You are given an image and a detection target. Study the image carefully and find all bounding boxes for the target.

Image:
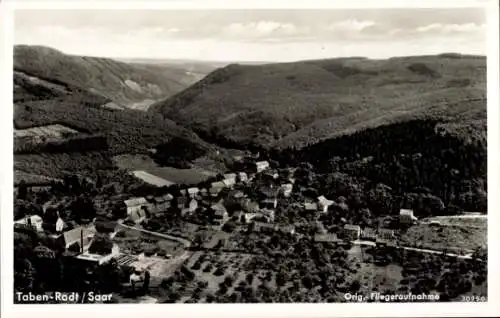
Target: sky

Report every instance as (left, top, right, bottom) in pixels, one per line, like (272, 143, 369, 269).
(14, 9, 487, 62)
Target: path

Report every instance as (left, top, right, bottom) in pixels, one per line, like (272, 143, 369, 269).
(116, 222, 192, 247)
(352, 240, 481, 261)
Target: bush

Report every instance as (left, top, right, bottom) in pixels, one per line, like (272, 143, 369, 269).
(213, 266, 226, 276)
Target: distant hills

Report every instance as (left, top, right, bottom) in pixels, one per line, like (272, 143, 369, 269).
(13, 45, 219, 178)
(150, 54, 486, 150)
(14, 45, 215, 110)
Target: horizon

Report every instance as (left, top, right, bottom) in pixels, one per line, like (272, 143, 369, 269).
(14, 44, 486, 65)
(14, 9, 487, 62)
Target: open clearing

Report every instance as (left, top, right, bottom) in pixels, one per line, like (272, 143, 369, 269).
(14, 124, 81, 139)
(114, 154, 216, 185)
(400, 223, 486, 252)
(131, 170, 175, 187)
(14, 170, 62, 186)
(423, 215, 487, 229)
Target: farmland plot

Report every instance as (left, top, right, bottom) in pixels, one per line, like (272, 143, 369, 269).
(14, 124, 81, 139)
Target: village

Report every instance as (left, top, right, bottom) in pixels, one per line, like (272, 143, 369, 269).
(13, 155, 486, 303)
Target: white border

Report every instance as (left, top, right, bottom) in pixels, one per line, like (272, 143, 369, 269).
(1, 0, 499, 317)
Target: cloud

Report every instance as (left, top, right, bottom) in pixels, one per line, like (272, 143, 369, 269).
(326, 19, 376, 32)
(416, 22, 485, 33)
(222, 21, 301, 39)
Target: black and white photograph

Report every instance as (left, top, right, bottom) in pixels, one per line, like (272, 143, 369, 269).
(2, 0, 499, 316)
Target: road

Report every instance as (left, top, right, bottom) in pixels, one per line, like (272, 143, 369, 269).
(116, 222, 192, 247)
(353, 240, 480, 261)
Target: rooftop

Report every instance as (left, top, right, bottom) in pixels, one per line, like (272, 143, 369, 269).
(344, 224, 361, 231)
(124, 197, 147, 207)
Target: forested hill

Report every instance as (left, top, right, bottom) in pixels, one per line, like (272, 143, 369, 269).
(267, 118, 487, 213)
(150, 54, 486, 151)
(14, 45, 206, 110)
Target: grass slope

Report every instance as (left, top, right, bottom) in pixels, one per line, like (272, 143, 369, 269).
(14, 45, 206, 109)
(151, 54, 486, 149)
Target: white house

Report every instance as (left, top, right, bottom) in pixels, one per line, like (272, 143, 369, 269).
(237, 172, 248, 183)
(55, 217, 65, 233)
(400, 209, 418, 225)
(317, 196, 333, 213)
(187, 187, 200, 198)
(124, 197, 148, 217)
(280, 183, 293, 197)
(223, 173, 237, 183)
(255, 161, 270, 173)
(14, 215, 44, 232)
(210, 181, 226, 197)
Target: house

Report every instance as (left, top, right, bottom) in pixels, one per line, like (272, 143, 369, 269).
(258, 186, 279, 201)
(231, 190, 245, 199)
(182, 199, 198, 216)
(177, 196, 188, 210)
(259, 208, 275, 223)
(241, 198, 259, 213)
(34, 245, 56, 259)
(377, 229, 395, 241)
(244, 212, 259, 223)
(14, 215, 44, 232)
(124, 197, 148, 217)
(76, 243, 121, 265)
(304, 202, 318, 212)
(237, 172, 248, 183)
(342, 224, 361, 241)
(162, 193, 174, 202)
(317, 196, 334, 213)
(222, 178, 236, 188)
(400, 209, 418, 225)
(55, 217, 65, 233)
(151, 196, 171, 215)
(223, 173, 237, 183)
(253, 221, 275, 233)
(254, 161, 270, 173)
(129, 207, 147, 224)
(262, 171, 279, 182)
(57, 225, 96, 252)
(210, 181, 226, 197)
(252, 222, 295, 235)
(361, 227, 378, 241)
(210, 203, 228, 225)
(260, 198, 278, 210)
(280, 183, 293, 197)
(276, 224, 295, 235)
(314, 233, 339, 243)
(187, 187, 200, 198)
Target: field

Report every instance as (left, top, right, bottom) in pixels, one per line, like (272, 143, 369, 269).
(114, 154, 216, 185)
(14, 170, 62, 186)
(182, 251, 272, 302)
(400, 223, 486, 252)
(347, 245, 404, 297)
(14, 124, 82, 139)
(423, 215, 487, 229)
(113, 226, 185, 257)
(131, 170, 175, 187)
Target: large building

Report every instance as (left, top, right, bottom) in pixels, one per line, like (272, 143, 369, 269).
(124, 197, 148, 217)
(14, 215, 44, 232)
(56, 225, 97, 252)
(342, 224, 361, 241)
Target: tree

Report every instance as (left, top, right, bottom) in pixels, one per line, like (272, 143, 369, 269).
(88, 234, 113, 255)
(17, 180, 28, 200)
